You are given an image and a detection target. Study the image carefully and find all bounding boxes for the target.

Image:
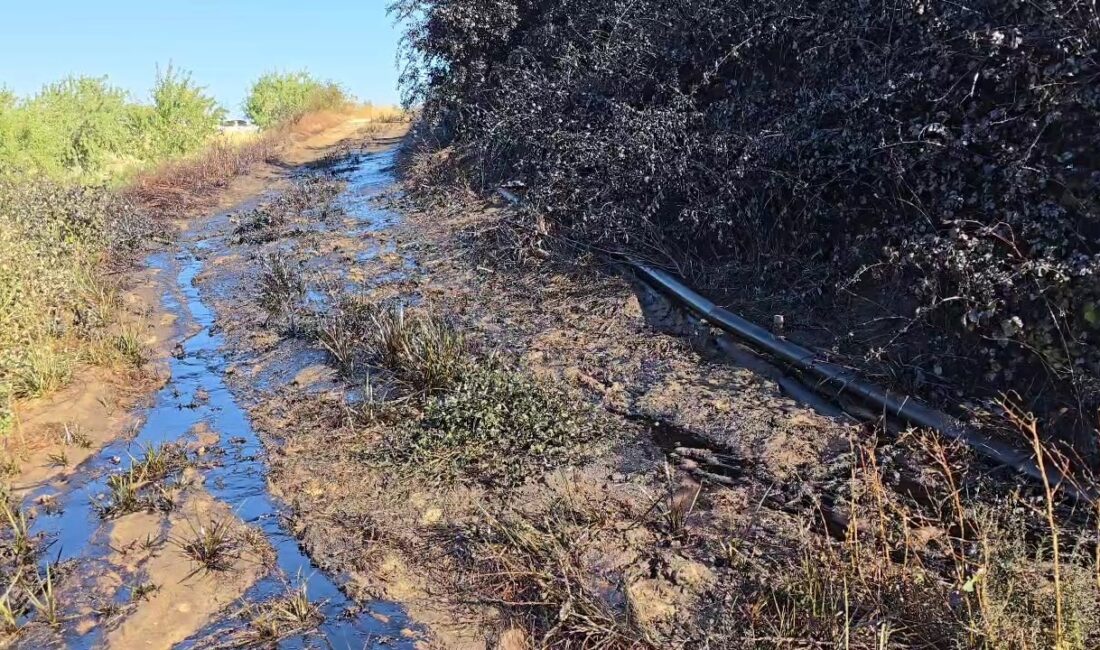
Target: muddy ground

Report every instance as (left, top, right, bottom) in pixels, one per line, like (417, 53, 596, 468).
(5, 119, 1082, 649)
(180, 130, 1009, 649)
(3, 119, 419, 649)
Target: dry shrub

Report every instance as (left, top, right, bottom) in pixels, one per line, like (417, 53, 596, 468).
(393, 0, 1100, 449)
(123, 132, 280, 217)
(289, 110, 349, 138)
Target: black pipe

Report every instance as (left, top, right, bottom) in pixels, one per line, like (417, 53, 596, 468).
(495, 186, 1098, 502)
(633, 263, 1098, 503)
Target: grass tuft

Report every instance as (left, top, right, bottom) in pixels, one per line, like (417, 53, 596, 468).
(243, 582, 325, 645)
(174, 518, 240, 574)
(257, 252, 307, 333)
(96, 443, 190, 519)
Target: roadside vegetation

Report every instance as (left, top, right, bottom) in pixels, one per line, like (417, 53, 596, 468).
(391, 0, 1100, 453)
(381, 1, 1100, 647)
(243, 70, 350, 128)
(0, 66, 223, 183)
(0, 63, 375, 454)
(0, 181, 156, 443)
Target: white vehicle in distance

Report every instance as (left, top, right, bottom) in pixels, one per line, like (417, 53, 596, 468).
(218, 119, 259, 135)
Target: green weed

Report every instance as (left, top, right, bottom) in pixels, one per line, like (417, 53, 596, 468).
(381, 363, 600, 486)
(174, 518, 240, 573)
(24, 564, 59, 627)
(96, 443, 189, 518)
(111, 327, 146, 367)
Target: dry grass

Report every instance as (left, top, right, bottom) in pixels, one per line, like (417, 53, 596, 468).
(239, 581, 324, 645)
(353, 102, 410, 123)
(457, 506, 651, 650)
(287, 110, 350, 138)
(123, 133, 281, 217)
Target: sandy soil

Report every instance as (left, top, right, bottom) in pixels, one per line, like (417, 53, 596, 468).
(104, 485, 270, 650)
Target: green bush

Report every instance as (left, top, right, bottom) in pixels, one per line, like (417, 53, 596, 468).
(132, 65, 225, 159)
(0, 68, 224, 183)
(243, 71, 349, 128)
(0, 77, 131, 179)
(0, 179, 149, 434)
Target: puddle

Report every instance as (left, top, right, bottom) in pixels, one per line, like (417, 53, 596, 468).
(22, 149, 419, 648)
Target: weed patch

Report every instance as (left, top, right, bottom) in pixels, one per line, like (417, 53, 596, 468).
(95, 443, 190, 519)
(0, 497, 61, 640)
(313, 294, 466, 392)
(232, 176, 344, 244)
(0, 180, 150, 424)
(239, 582, 324, 646)
(379, 363, 601, 487)
(257, 253, 308, 334)
(173, 518, 240, 574)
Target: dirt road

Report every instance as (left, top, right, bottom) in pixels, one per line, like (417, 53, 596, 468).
(7, 113, 1069, 650)
(166, 124, 863, 649)
(8, 119, 420, 649)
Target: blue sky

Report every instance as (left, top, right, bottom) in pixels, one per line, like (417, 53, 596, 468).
(0, 1, 404, 117)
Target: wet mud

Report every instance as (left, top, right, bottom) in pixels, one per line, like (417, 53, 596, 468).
(15, 140, 419, 649)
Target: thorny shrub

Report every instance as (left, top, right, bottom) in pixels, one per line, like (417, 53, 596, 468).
(392, 0, 1100, 448)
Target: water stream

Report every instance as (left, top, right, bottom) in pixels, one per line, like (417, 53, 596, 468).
(23, 146, 418, 649)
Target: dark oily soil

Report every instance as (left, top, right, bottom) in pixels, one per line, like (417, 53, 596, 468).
(190, 134, 1098, 649)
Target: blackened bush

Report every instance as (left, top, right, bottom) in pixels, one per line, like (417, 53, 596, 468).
(393, 0, 1100, 443)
